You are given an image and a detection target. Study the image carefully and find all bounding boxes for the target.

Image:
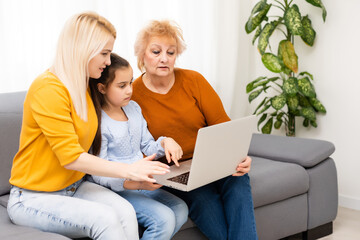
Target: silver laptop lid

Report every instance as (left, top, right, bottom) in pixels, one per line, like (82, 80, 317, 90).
(186, 115, 257, 190)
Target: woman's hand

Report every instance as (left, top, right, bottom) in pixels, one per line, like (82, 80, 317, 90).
(232, 156, 252, 177)
(162, 137, 183, 166)
(127, 154, 170, 182)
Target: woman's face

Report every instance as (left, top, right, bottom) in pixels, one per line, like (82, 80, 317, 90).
(88, 37, 115, 79)
(143, 36, 177, 78)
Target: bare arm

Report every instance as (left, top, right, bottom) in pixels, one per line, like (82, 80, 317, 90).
(64, 152, 170, 183)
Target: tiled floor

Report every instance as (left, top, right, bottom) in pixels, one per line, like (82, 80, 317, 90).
(319, 207, 360, 239)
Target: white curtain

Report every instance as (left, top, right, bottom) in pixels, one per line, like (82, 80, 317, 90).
(0, 0, 252, 117)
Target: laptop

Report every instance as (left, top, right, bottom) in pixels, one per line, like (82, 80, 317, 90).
(153, 115, 257, 191)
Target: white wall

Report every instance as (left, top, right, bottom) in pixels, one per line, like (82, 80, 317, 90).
(232, 0, 360, 210)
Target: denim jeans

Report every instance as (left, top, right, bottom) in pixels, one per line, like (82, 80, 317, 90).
(165, 174, 258, 240)
(119, 188, 189, 240)
(7, 179, 139, 240)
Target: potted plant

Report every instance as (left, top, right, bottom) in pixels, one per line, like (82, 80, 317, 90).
(245, 0, 327, 136)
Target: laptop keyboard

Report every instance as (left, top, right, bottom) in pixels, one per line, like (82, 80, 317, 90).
(167, 172, 190, 185)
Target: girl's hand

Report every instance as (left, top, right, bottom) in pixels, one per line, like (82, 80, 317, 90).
(127, 154, 170, 182)
(138, 181, 162, 191)
(124, 179, 162, 191)
(162, 137, 183, 166)
(232, 156, 252, 177)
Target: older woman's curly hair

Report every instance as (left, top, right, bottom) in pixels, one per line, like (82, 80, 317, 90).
(134, 20, 186, 72)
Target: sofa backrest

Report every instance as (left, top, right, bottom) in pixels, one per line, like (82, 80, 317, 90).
(0, 91, 26, 196)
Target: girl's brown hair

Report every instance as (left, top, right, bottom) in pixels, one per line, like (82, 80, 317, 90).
(89, 53, 130, 156)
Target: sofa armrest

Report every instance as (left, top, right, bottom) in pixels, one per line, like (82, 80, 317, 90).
(248, 133, 335, 168)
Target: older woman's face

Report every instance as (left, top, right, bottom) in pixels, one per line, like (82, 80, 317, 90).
(143, 36, 177, 78)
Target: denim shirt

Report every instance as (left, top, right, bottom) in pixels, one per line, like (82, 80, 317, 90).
(91, 100, 165, 191)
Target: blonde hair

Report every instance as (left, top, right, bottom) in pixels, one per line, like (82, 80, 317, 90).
(134, 19, 186, 72)
(52, 11, 116, 121)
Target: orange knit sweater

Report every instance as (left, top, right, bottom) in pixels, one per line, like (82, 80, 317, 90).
(132, 68, 230, 160)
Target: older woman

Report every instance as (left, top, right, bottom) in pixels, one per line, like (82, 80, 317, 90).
(132, 20, 258, 240)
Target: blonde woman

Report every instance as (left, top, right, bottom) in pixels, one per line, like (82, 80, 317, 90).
(7, 12, 170, 240)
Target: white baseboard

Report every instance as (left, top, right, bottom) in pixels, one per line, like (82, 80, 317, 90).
(339, 194, 360, 210)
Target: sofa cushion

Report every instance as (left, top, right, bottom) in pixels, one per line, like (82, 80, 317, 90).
(249, 156, 309, 208)
(0, 207, 71, 240)
(0, 92, 25, 196)
(0, 194, 9, 208)
(248, 133, 335, 168)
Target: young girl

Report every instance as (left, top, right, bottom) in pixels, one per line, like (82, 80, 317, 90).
(89, 53, 189, 240)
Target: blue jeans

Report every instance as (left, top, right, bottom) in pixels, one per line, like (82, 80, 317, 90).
(119, 188, 189, 240)
(7, 179, 139, 240)
(165, 174, 258, 240)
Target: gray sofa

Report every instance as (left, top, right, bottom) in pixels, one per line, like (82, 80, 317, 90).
(0, 91, 338, 240)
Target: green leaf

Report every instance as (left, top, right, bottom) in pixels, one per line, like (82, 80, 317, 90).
(305, 0, 327, 22)
(268, 76, 280, 82)
(298, 94, 311, 107)
(292, 109, 301, 116)
(283, 77, 298, 96)
(253, 98, 267, 114)
(251, 0, 268, 14)
(287, 95, 299, 111)
(276, 112, 284, 121)
(278, 40, 298, 73)
(262, 53, 283, 73)
(301, 15, 316, 46)
(261, 117, 273, 134)
(274, 119, 282, 129)
(282, 66, 293, 76)
(245, 1, 271, 33)
(300, 107, 316, 121)
(258, 20, 278, 55)
(252, 25, 262, 45)
(252, 78, 277, 91)
(298, 77, 316, 98)
(246, 76, 267, 93)
(248, 89, 263, 103)
(258, 102, 271, 114)
(310, 120, 318, 127)
(303, 118, 309, 127)
(284, 4, 304, 36)
(309, 97, 326, 113)
(299, 71, 314, 80)
(305, 0, 321, 8)
(271, 94, 286, 110)
(258, 113, 267, 130)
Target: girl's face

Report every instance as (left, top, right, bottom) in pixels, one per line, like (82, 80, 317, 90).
(88, 37, 115, 79)
(99, 66, 134, 109)
(143, 36, 177, 78)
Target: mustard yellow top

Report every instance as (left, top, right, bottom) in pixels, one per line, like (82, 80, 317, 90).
(9, 71, 98, 191)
